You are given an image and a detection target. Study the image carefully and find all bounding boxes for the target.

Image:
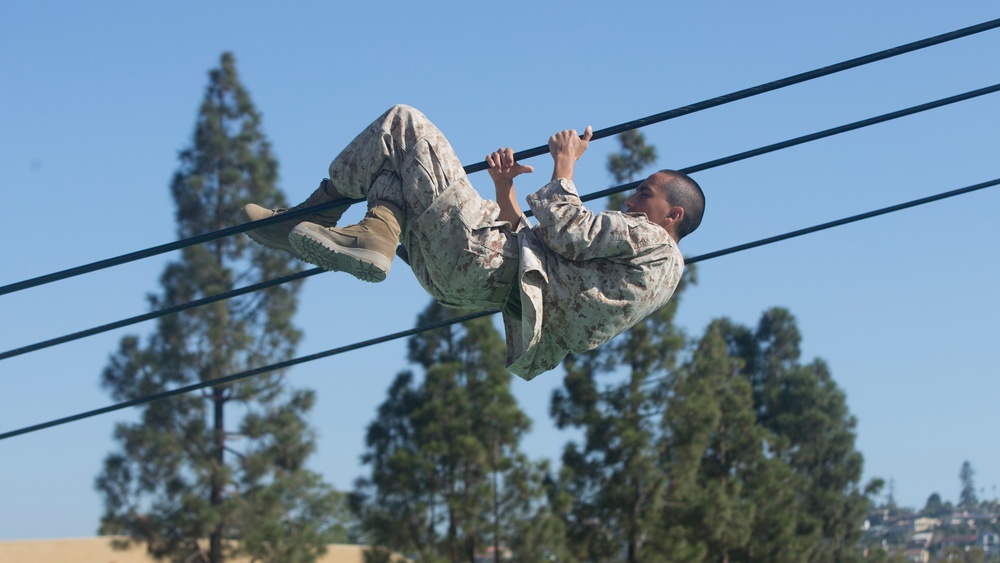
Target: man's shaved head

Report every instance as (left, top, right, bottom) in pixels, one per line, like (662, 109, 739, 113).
(656, 170, 704, 240)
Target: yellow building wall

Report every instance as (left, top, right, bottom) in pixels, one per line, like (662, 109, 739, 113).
(0, 537, 369, 563)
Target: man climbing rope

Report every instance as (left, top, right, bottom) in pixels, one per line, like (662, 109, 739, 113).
(238, 105, 704, 379)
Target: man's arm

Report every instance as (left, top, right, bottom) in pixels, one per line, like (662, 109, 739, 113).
(529, 126, 672, 262)
(486, 147, 533, 226)
(548, 126, 592, 182)
(527, 179, 640, 261)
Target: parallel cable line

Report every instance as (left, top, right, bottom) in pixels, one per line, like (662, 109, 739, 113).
(0, 269, 323, 361)
(3, 175, 997, 442)
(0, 310, 491, 442)
(574, 82, 1000, 205)
(3, 83, 997, 362)
(684, 177, 1000, 264)
(2, 17, 998, 297)
(465, 17, 1000, 172)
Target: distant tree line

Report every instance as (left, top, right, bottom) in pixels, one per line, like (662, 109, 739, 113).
(864, 460, 1000, 563)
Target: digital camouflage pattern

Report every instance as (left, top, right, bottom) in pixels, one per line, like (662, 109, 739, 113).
(505, 178, 684, 379)
(327, 105, 519, 312)
(325, 105, 684, 380)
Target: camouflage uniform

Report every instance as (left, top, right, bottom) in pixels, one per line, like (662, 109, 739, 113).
(506, 178, 684, 378)
(328, 105, 684, 380)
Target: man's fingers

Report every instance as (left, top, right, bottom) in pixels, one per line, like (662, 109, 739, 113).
(487, 147, 533, 177)
(488, 151, 507, 173)
(581, 126, 593, 141)
(503, 147, 516, 171)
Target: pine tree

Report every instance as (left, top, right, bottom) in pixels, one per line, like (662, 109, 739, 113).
(960, 461, 979, 508)
(552, 349, 667, 562)
(608, 129, 656, 176)
(923, 492, 945, 516)
(654, 321, 750, 562)
(655, 320, 810, 563)
(651, 310, 870, 562)
(504, 458, 573, 562)
(95, 53, 344, 563)
(733, 308, 870, 562)
(352, 301, 548, 562)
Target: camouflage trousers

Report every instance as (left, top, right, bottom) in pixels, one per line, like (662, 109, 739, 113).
(327, 105, 519, 311)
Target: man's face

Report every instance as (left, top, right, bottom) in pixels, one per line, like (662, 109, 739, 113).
(624, 172, 675, 229)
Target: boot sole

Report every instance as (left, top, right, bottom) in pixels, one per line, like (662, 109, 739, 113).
(288, 227, 390, 283)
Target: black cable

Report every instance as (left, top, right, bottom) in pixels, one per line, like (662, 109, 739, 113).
(685, 177, 1000, 264)
(572, 82, 1000, 206)
(464, 17, 1000, 173)
(3, 175, 997, 442)
(3, 82, 997, 362)
(0, 310, 492, 442)
(0, 268, 324, 361)
(2, 17, 998, 298)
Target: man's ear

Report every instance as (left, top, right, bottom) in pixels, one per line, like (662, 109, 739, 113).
(665, 205, 685, 226)
(663, 205, 685, 242)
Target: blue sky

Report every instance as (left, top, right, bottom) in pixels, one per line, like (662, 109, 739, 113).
(1, 1, 998, 539)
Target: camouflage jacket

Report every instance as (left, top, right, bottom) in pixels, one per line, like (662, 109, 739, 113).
(503, 178, 684, 380)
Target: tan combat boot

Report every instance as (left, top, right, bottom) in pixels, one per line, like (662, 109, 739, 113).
(288, 201, 403, 283)
(237, 179, 352, 255)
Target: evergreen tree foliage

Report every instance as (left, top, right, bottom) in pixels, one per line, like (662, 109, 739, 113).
(655, 321, 754, 562)
(550, 131, 688, 562)
(923, 492, 946, 516)
(647, 310, 870, 562)
(607, 130, 658, 183)
(655, 320, 807, 563)
(720, 308, 870, 562)
(94, 53, 345, 563)
(861, 546, 910, 563)
(960, 461, 979, 508)
(352, 301, 552, 562)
